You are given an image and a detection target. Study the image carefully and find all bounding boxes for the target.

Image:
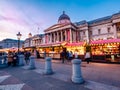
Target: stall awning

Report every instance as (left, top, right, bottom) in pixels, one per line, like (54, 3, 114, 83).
(90, 39, 120, 45)
(39, 42, 67, 47)
(39, 43, 52, 47)
(66, 42, 85, 46)
(51, 42, 62, 46)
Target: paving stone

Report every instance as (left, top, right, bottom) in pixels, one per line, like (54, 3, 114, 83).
(1, 59, 120, 90)
(84, 80, 120, 90)
(0, 83, 24, 90)
(0, 75, 11, 83)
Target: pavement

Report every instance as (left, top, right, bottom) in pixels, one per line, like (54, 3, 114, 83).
(0, 59, 120, 90)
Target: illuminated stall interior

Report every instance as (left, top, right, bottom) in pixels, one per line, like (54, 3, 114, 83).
(90, 39, 120, 62)
(65, 42, 85, 55)
(91, 43, 120, 55)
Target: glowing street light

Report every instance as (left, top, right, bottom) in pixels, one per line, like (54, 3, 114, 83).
(16, 32, 22, 54)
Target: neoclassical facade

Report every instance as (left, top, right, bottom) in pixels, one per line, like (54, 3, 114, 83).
(43, 11, 120, 44)
(44, 11, 87, 44)
(24, 11, 120, 47)
(24, 11, 120, 62)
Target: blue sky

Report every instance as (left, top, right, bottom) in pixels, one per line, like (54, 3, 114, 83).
(0, 0, 120, 40)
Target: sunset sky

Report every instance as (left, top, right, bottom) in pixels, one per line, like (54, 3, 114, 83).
(0, 0, 120, 41)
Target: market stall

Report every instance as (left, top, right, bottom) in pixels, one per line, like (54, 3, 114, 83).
(65, 42, 86, 59)
(90, 39, 120, 63)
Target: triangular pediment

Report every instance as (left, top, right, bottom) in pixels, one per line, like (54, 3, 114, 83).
(44, 23, 77, 32)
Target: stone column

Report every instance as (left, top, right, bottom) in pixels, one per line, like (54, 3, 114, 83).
(71, 59, 84, 84)
(74, 31, 76, 42)
(86, 29, 89, 43)
(28, 56, 36, 69)
(65, 30, 67, 41)
(113, 24, 117, 39)
(72, 31, 74, 42)
(47, 34, 49, 43)
(76, 31, 78, 42)
(70, 29, 72, 43)
(54, 32, 56, 43)
(61, 30, 63, 42)
(50, 33, 52, 43)
(78, 31, 80, 42)
(52, 33, 53, 43)
(44, 57, 53, 75)
(45, 34, 47, 43)
(18, 55, 25, 66)
(57, 31, 59, 42)
(48, 33, 50, 43)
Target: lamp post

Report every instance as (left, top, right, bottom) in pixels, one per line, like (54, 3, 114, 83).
(17, 32, 22, 54)
(28, 33, 32, 47)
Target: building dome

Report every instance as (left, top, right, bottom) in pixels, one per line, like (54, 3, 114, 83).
(58, 11, 71, 24)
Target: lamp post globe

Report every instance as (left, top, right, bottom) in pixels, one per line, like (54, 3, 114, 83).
(16, 32, 22, 54)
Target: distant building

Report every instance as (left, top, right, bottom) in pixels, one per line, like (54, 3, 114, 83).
(0, 38, 23, 49)
(24, 34, 45, 48)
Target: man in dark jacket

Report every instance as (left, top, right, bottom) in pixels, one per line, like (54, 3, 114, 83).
(13, 52, 18, 66)
(60, 48, 67, 63)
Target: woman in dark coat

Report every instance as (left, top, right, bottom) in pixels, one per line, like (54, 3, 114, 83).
(7, 52, 13, 66)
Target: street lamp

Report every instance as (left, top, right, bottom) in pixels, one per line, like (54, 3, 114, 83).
(16, 32, 22, 54)
(28, 33, 32, 47)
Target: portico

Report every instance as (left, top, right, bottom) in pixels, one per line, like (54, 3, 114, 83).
(44, 24, 77, 44)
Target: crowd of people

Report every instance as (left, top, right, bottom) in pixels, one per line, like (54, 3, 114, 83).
(7, 50, 31, 67)
(60, 48, 91, 64)
(2, 47, 91, 67)
(60, 48, 74, 63)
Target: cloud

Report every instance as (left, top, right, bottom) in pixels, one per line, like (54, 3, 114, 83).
(0, 0, 45, 41)
(0, 0, 60, 41)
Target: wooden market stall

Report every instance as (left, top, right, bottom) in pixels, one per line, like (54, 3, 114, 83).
(37, 42, 65, 59)
(65, 42, 86, 59)
(90, 39, 120, 63)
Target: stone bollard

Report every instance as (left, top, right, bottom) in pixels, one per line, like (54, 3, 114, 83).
(18, 55, 24, 66)
(28, 56, 36, 69)
(3, 55, 7, 64)
(71, 59, 84, 84)
(44, 57, 53, 75)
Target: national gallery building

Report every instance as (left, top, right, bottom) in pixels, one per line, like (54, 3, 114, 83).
(24, 11, 120, 63)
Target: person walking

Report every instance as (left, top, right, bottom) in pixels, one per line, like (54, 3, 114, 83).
(60, 51, 65, 63)
(68, 51, 73, 61)
(60, 48, 67, 63)
(74, 51, 78, 59)
(84, 52, 91, 64)
(44, 50, 46, 59)
(12, 52, 18, 66)
(7, 51, 13, 66)
(24, 51, 31, 65)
